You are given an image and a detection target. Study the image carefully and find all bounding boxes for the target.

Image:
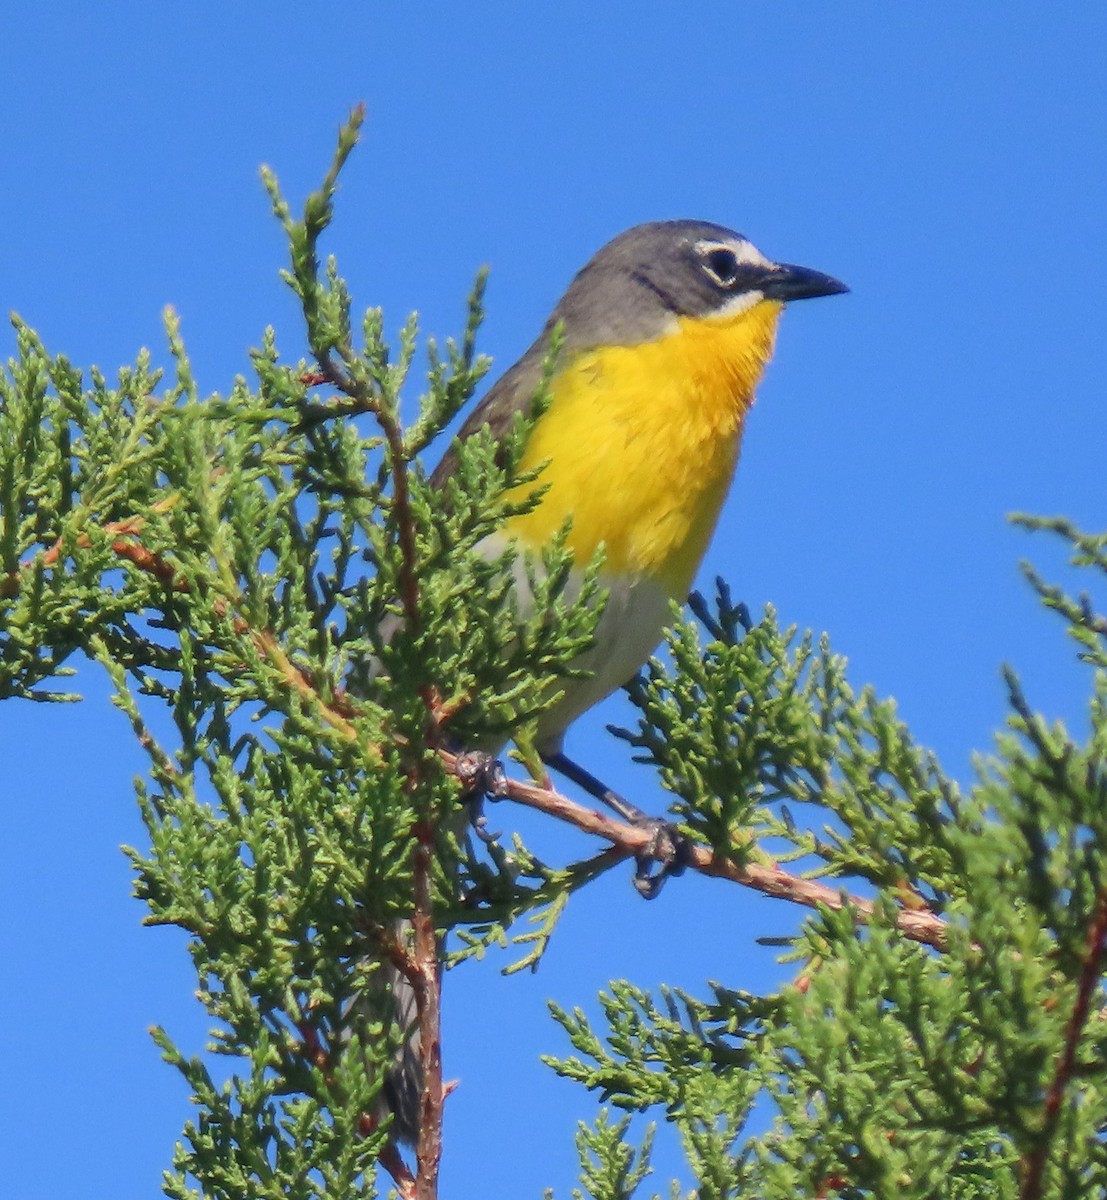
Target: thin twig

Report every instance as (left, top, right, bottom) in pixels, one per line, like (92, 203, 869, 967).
(410, 815, 445, 1194)
(440, 751, 950, 951)
(296, 211, 445, 1192)
(16, 512, 950, 953)
(378, 1143, 416, 1200)
(9, 516, 368, 746)
(1019, 886, 1107, 1200)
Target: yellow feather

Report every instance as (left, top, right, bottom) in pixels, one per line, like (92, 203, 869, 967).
(503, 299, 784, 597)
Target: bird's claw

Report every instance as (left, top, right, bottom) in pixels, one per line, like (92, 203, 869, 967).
(455, 749, 507, 796)
(632, 818, 690, 900)
(470, 803, 501, 844)
(454, 751, 507, 844)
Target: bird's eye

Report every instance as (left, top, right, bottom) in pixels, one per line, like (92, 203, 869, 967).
(702, 246, 740, 286)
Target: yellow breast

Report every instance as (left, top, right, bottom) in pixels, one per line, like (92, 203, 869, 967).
(502, 299, 784, 598)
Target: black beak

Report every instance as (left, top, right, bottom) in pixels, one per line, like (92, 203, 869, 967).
(760, 262, 849, 302)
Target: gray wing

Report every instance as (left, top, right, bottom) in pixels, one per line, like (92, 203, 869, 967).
(428, 334, 551, 490)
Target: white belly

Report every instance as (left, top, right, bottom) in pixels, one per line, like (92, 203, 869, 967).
(482, 534, 675, 755)
(533, 567, 673, 754)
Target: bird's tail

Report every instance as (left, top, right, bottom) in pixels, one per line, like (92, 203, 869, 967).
(379, 931, 423, 1146)
(343, 919, 425, 1148)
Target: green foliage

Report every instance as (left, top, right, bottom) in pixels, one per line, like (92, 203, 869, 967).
(3, 111, 1106, 1199)
(545, 521, 1107, 1198)
(621, 583, 965, 903)
(555, 1112, 658, 1200)
(0, 112, 601, 1198)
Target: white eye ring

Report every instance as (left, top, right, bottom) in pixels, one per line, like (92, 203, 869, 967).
(699, 245, 741, 287)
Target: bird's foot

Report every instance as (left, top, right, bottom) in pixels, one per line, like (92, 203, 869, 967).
(454, 750, 507, 844)
(539, 749, 691, 899)
(631, 816, 691, 900)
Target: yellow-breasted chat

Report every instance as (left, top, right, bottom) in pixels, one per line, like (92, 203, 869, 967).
(380, 220, 845, 1146)
(432, 219, 846, 867)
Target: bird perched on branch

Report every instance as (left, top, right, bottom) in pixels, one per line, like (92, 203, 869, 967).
(383, 218, 846, 1146)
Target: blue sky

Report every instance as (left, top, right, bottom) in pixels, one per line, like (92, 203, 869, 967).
(3, 4, 1106, 1197)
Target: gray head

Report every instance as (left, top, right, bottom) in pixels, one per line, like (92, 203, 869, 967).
(430, 220, 846, 487)
(545, 219, 847, 352)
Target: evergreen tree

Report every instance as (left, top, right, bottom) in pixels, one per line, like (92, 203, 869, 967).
(3, 110, 1104, 1200)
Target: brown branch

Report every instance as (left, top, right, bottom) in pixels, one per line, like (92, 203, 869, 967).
(15, 492, 439, 1189)
(301, 312, 454, 1200)
(301, 347, 445, 1196)
(1019, 886, 1107, 1200)
(357, 907, 443, 1199)
(2, 512, 154, 598)
(14, 500, 954, 1200)
(378, 1144, 416, 1199)
(441, 751, 950, 951)
(303, 354, 445, 764)
(411, 816, 444, 1199)
(16, 507, 948, 954)
(8, 514, 370, 748)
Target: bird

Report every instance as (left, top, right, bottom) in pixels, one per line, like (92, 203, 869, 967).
(379, 218, 847, 1146)
(432, 219, 846, 826)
